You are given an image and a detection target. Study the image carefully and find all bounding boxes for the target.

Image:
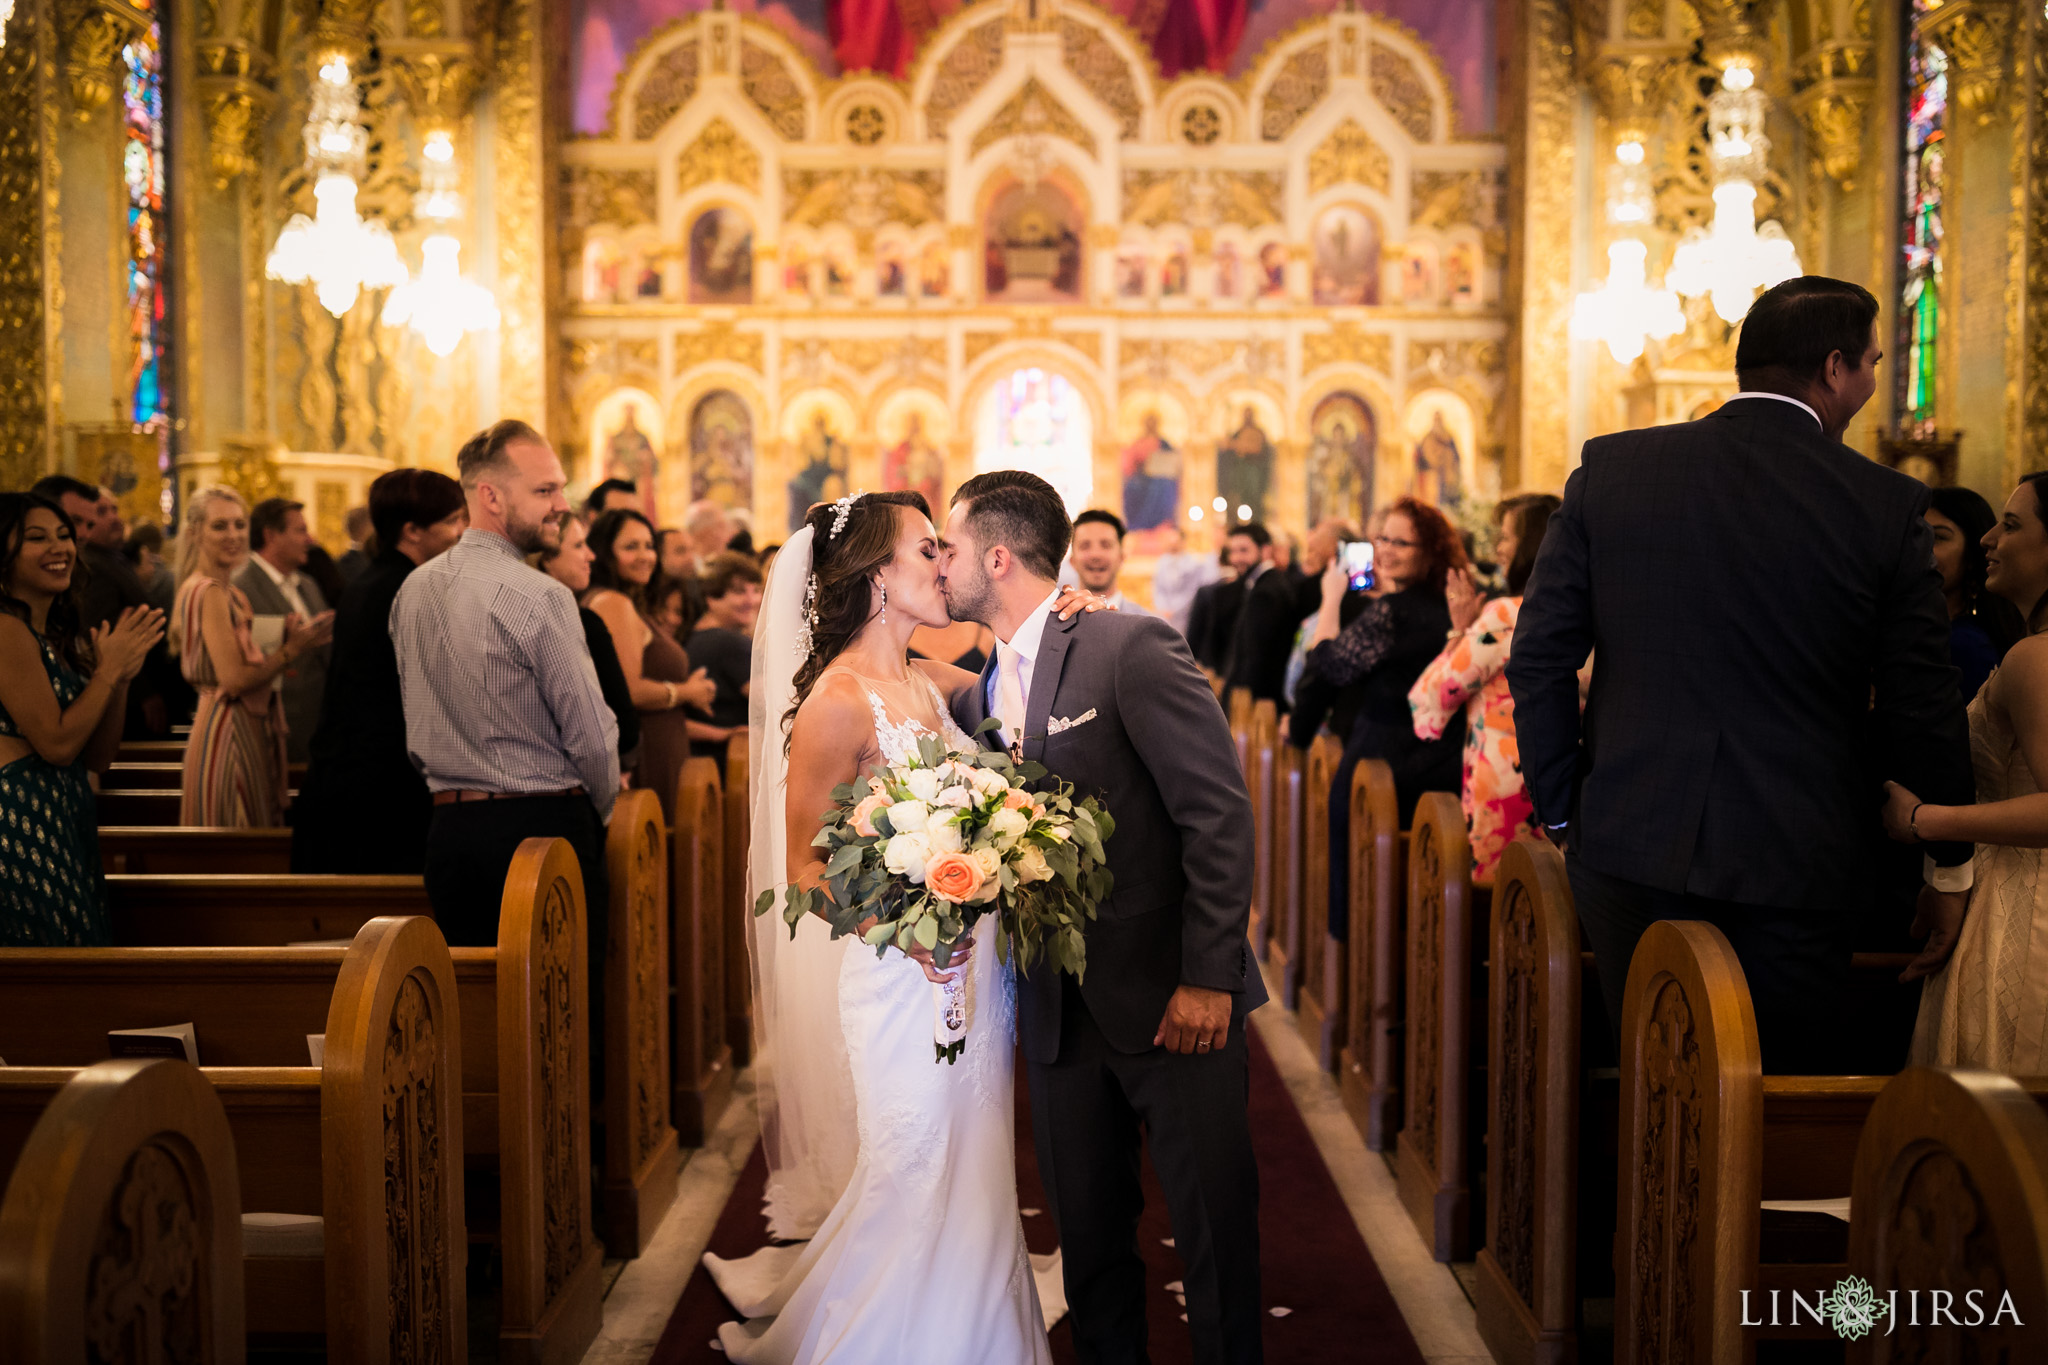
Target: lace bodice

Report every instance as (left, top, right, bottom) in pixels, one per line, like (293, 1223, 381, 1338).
(860, 671, 977, 764)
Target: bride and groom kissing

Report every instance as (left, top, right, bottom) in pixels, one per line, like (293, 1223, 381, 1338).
(709, 470, 1267, 1363)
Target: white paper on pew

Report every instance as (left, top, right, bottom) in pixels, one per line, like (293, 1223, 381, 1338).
(1761, 1197, 1852, 1223)
(306, 1034, 325, 1067)
(242, 1212, 325, 1258)
(248, 616, 287, 691)
(108, 1023, 198, 1065)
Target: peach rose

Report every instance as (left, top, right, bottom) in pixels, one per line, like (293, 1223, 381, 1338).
(925, 850, 988, 905)
(1001, 788, 1032, 811)
(850, 793, 890, 838)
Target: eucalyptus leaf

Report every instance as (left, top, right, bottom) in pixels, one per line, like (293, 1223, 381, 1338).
(824, 843, 865, 878)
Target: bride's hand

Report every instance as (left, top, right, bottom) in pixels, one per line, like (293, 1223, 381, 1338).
(1053, 586, 1116, 620)
(907, 932, 975, 984)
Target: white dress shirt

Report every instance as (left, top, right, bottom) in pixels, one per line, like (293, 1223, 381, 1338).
(1728, 391, 1822, 428)
(250, 551, 313, 619)
(988, 586, 1064, 750)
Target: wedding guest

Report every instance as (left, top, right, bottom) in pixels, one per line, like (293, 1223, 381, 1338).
(584, 508, 713, 818)
(1408, 493, 1564, 885)
(0, 494, 162, 945)
(33, 477, 169, 737)
(683, 499, 735, 571)
(685, 552, 761, 762)
(537, 512, 639, 768)
(1151, 523, 1220, 635)
(172, 487, 330, 827)
(1223, 521, 1296, 708)
(649, 574, 693, 643)
(1301, 498, 1468, 937)
(1069, 510, 1150, 614)
(1927, 485, 2026, 703)
(656, 528, 693, 582)
(233, 497, 331, 763)
(124, 522, 174, 609)
(390, 420, 619, 948)
(336, 505, 371, 584)
(291, 469, 466, 874)
(302, 540, 347, 610)
(1886, 471, 2048, 1070)
(582, 478, 639, 522)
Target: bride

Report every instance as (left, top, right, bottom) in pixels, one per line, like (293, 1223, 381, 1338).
(709, 491, 1087, 1362)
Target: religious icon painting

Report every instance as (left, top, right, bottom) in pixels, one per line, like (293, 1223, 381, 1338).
(1403, 389, 1477, 515)
(1400, 244, 1439, 306)
(984, 180, 1085, 303)
(823, 244, 855, 297)
(1307, 393, 1377, 528)
(917, 240, 950, 298)
(1118, 401, 1186, 552)
(590, 387, 663, 520)
(878, 395, 950, 513)
(688, 207, 754, 304)
(582, 238, 627, 304)
(1312, 204, 1382, 306)
(1216, 402, 1277, 522)
(1160, 248, 1190, 298)
(783, 242, 816, 299)
(784, 398, 852, 532)
(1214, 242, 1242, 302)
(1116, 251, 1148, 299)
(877, 242, 909, 297)
(689, 390, 754, 510)
(1444, 241, 1479, 307)
(1256, 241, 1288, 298)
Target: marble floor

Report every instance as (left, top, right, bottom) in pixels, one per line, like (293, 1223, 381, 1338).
(576, 964, 1491, 1364)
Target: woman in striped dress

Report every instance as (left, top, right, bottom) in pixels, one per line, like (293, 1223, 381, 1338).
(172, 488, 332, 827)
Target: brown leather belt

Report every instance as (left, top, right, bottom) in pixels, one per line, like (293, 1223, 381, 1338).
(431, 786, 586, 806)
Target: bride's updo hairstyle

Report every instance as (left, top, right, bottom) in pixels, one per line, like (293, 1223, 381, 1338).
(783, 490, 933, 741)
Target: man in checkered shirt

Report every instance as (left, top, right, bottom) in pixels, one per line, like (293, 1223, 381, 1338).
(390, 419, 620, 952)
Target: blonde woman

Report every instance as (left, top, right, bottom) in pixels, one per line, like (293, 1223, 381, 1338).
(171, 488, 332, 827)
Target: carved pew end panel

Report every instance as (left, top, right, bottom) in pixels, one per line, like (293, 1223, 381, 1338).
(1294, 733, 1346, 1070)
(1249, 701, 1279, 965)
(674, 760, 735, 1147)
(1848, 1067, 2048, 1364)
(496, 838, 604, 1365)
(721, 746, 755, 1071)
(1475, 836, 1582, 1365)
(0, 1058, 245, 1363)
(602, 790, 681, 1258)
(1615, 920, 1761, 1365)
(322, 913, 468, 1365)
(1339, 758, 1404, 1153)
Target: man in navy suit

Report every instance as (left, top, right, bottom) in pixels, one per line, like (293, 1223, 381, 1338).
(1508, 276, 1975, 1073)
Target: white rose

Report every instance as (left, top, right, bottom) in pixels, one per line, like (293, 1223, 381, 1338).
(937, 785, 974, 809)
(966, 765, 1009, 798)
(885, 800, 930, 835)
(1014, 845, 1053, 884)
(988, 807, 1029, 848)
(883, 831, 933, 881)
(904, 769, 942, 803)
(927, 818, 964, 854)
(1042, 822, 1071, 843)
(968, 848, 1004, 903)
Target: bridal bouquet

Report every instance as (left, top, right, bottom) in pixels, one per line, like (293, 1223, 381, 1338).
(755, 723, 1114, 1061)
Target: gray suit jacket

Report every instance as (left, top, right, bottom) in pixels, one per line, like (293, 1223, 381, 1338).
(952, 607, 1265, 1063)
(233, 561, 329, 764)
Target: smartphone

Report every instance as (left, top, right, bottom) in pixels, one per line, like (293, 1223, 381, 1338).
(1338, 540, 1376, 592)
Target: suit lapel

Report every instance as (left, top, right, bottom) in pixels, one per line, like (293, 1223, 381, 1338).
(1022, 613, 1076, 764)
(963, 651, 998, 750)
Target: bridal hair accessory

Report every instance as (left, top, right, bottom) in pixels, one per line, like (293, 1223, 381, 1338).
(829, 490, 865, 539)
(795, 571, 819, 658)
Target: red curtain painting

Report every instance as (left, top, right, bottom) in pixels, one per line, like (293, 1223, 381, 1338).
(829, 0, 1248, 82)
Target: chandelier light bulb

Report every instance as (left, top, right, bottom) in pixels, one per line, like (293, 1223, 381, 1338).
(416, 128, 465, 222)
(1721, 62, 1755, 91)
(1616, 140, 1646, 165)
(1571, 239, 1686, 365)
(383, 235, 500, 356)
(1667, 178, 1802, 324)
(266, 171, 408, 318)
(1188, 505, 1205, 522)
(1212, 496, 1228, 512)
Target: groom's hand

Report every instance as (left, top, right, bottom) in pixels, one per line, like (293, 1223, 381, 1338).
(1155, 985, 1232, 1054)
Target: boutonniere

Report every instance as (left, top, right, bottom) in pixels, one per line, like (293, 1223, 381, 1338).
(1046, 708, 1097, 735)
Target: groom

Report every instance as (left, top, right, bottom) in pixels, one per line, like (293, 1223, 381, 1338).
(940, 470, 1267, 1364)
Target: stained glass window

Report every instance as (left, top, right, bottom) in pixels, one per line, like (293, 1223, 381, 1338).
(122, 0, 172, 513)
(974, 368, 1094, 517)
(1899, 7, 1946, 435)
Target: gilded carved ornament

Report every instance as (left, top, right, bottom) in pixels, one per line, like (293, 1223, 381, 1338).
(1058, 17, 1142, 139)
(783, 167, 943, 230)
(1308, 119, 1392, 194)
(58, 0, 149, 118)
(1588, 51, 1685, 143)
(218, 440, 292, 508)
(1792, 73, 1871, 188)
(563, 166, 658, 230)
(925, 19, 1005, 140)
(740, 40, 808, 140)
(677, 117, 762, 194)
(1917, 0, 2015, 122)
(386, 51, 482, 131)
(631, 38, 699, 140)
(1260, 43, 1328, 141)
(1303, 323, 1393, 374)
(1369, 45, 1435, 141)
(1122, 169, 1282, 229)
(971, 77, 1097, 157)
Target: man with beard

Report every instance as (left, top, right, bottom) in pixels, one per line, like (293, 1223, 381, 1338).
(389, 419, 619, 951)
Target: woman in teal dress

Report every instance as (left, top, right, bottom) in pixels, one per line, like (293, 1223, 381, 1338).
(0, 493, 164, 946)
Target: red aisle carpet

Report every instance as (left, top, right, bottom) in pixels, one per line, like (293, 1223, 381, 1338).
(650, 1027, 1428, 1364)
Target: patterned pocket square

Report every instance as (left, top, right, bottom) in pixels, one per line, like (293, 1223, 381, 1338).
(1046, 709, 1098, 735)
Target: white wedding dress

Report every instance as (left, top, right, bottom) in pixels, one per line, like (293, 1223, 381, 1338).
(707, 672, 1059, 1363)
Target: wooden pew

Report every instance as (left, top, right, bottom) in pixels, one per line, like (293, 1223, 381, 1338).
(101, 825, 294, 874)
(601, 790, 682, 1256)
(1269, 737, 1304, 1003)
(0, 916, 467, 1358)
(115, 738, 186, 764)
(672, 758, 734, 1146)
(107, 874, 430, 945)
(106, 761, 185, 790)
(1847, 1067, 2048, 1359)
(95, 789, 186, 826)
(1394, 791, 1490, 1261)
(1616, 919, 1887, 1365)
(1227, 688, 1254, 944)
(723, 743, 754, 1068)
(1338, 758, 1405, 1152)
(1475, 836, 1584, 1365)
(1247, 700, 1278, 960)
(0, 1058, 246, 1362)
(1293, 733, 1346, 1068)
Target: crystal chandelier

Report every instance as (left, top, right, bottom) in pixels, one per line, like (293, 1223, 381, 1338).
(1570, 140, 1685, 364)
(1666, 63, 1802, 324)
(265, 58, 408, 318)
(382, 130, 500, 356)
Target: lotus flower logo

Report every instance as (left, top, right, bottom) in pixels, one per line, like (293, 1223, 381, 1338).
(1820, 1276, 1885, 1340)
